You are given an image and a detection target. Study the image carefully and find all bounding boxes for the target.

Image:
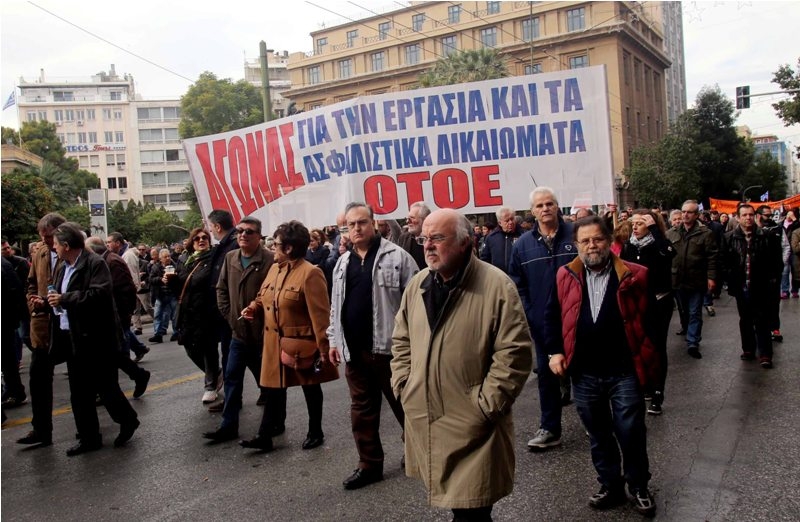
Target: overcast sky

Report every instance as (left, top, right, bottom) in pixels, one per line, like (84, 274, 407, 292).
(2, 0, 798, 149)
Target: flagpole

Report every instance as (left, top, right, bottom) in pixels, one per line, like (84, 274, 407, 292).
(15, 86, 23, 148)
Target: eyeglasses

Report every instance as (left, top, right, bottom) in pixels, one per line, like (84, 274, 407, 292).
(236, 228, 259, 236)
(338, 226, 349, 234)
(193, 235, 210, 242)
(415, 235, 449, 245)
(577, 236, 608, 246)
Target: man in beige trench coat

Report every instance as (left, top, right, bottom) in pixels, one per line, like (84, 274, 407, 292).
(391, 209, 533, 521)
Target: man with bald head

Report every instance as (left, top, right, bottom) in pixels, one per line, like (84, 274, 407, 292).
(392, 209, 533, 520)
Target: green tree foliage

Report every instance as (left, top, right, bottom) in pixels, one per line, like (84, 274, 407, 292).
(626, 133, 701, 209)
(2, 126, 19, 145)
(771, 58, 800, 158)
(739, 150, 788, 201)
(180, 71, 263, 139)
(181, 183, 203, 230)
(419, 49, 509, 87)
(1, 173, 56, 244)
(62, 205, 91, 229)
(137, 209, 186, 246)
(19, 120, 77, 171)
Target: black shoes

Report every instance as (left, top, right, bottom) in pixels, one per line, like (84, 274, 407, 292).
(647, 391, 664, 415)
(239, 435, 274, 452)
(301, 434, 324, 450)
(133, 346, 150, 363)
(203, 426, 239, 442)
(133, 329, 143, 335)
(2, 396, 28, 408)
(133, 370, 151, 399)
(687, 345, 702, 359)
(588, 485, 627, 510)
(271, 425, 285, 436)
(343, 468, 384, 490)
(17, 430, 52, 447)
(66, 438, 102, 457)
(114, 419, 140, 447)
(148, 334, 163, 344)
(170, 332, 179, 342)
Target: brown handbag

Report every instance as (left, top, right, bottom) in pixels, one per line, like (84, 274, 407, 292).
(279, 337, 319, 370)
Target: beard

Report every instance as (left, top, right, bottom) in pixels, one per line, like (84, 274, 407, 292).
(580, 248, 610, 270)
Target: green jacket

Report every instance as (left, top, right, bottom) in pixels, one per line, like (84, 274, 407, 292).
(665, 222, 718, 291)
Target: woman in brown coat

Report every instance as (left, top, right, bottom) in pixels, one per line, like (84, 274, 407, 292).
(239, 221, 338, 452)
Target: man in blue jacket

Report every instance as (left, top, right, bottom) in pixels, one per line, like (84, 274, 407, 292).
(480, 206, 523, 273)
(509, 187, 578, 451)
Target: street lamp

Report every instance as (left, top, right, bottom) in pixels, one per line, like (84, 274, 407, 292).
(740, 184, 763, 202)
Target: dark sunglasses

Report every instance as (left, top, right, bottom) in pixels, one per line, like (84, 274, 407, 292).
(193, 235, 210, 242)
(236, 228, 259, 236)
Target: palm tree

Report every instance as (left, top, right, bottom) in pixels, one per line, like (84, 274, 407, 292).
(419, 48, 509, 87)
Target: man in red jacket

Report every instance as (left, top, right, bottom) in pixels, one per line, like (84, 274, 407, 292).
(546, 216, 658, 517)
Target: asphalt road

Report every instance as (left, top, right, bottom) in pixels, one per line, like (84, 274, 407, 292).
(2, 296, 799, 521)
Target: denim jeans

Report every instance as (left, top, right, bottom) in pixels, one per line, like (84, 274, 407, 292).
(153, 296, 177, 335)
(220, 338, 264, 431)
(573, 373, 650, 492)
(534, 342, 562, 436)
(676, 289, 704, 347)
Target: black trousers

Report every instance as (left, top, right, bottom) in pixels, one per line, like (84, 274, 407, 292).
(258, 384, 324, 439)
(1, 327, 25, 400)
(57, 330, 138, 441)
(29, 345, 66, 435)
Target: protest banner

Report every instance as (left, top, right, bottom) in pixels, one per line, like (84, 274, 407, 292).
(183, 66, 614, 230)
(709, 194, 800, 216)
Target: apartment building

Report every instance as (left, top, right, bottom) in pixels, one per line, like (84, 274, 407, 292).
(641, 1, 686, 125)
(283, 1, 673, 199)
(753, 134, 799, 195)
(243, 50, 293, 118)
(16, 65, 135, 207)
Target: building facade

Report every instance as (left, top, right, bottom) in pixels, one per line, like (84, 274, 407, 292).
(15, 66, 189, 215)
(283, 1, 672, 203)
(642, 1, 686, 125)
(243, 50, 293, 118)
(753, 134, 799, 196)
(1, 144, 43, 174)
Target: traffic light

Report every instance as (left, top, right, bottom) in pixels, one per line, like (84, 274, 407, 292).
(736, 85, 750, 109)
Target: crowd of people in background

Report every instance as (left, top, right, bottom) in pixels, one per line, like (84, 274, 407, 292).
(2, 192, 797, 521)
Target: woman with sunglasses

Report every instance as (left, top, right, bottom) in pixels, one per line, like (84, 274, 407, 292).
(239, 220, 339, 452)
(165, 228, 222, 405)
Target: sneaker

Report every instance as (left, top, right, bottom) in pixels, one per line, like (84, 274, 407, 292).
(588, 485, 627, 510)
(2, 396, 28, 408)
(527, 428, 561, 451)
(792, 292, 799, 299)
(771, 330, 783, 343)
(705, 305, 716, 317)
(759, 357, 773, 369)
(647, 391, 663, 415)
(740, 351, 755, 361)
(202, 390, 218, 404)
(630, 488, 656, 517)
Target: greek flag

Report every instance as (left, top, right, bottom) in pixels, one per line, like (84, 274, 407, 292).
(2, 90, 15, 111)
(759, 191, 769, 202)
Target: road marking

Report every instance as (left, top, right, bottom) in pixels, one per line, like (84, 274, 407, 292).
(1, 372, 204, 430)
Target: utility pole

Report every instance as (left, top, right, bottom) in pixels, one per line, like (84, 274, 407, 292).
(260, 41, 273, 122)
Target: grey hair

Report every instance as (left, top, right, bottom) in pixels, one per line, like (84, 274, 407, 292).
(410, 201, 431, 220)
(159, 248, 170, 257)
(454, 214, 473, 244)
(529, 186, 559, 206)
(85, 236, 106, 254)
(344, 202, 374, 219)
(495, 206, 515, 220)
(669, 209, 682, 218)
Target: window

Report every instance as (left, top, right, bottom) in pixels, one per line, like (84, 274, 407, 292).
(138, 107, 160, 120)
(141, 151, 164, 164)
(441, 35, 457, 56)
(525, 63, 542, 75)
(448, 5, 461, 24)
(116, 154, 126, 166)
(113, 109, 123, 120)
(412, 13, 425, 32)
(522, 17, 540, 41)
(645, 65, 652, 95)
(106, 154, 116, 166)
(338, 59, 353, 79)
(346, 30, 358, 48)
(163, 107, 180, 120)
(90, 155, 100, 167)
(623, 52, 630, 86)
(86, 109, 96, 120)
(308, 66, 321, 85)
(115, 131, 124, 143)
(165, 149, 181, 162)
(569, 55, 588, 69)
(378, 22, 391, 40)
(567, 7, 585, 31)
(626, 107, 631, 135)
(118, 177, 128, 189)
(654, 73, 662, 102)
(405, 44, 421, 65)
(142, 171, 166, 186)
(65, 109, 74, 121)
(139, 129, 162, 142)
(79, 156, 89, 168)
(88, 132, 97, 143)
(78, 132, 87, 144)
(27, 112, 36, 122)
(54, 110, 64, 122)
(104, 131, 113, 143)
(480, 27, 497, 47)
(487, 1, 500, 15)
(637, 112, 642, 138)
(110, 91, 122, 101)
(75, 109, 85, 121)
(634, 59, 641, 91)
(144, 194, 168, 205)
(316, 37, 327, 54)
(108, 178, 117, 189)
(103, 108, 112, 120)
(53, 91, 74, 102)
(57, 133, 65, 144)
(165, 128, 179, 141)
(371, 52, 385, 72)
(168, 170, 191, 185)
(66, 133, 76, 145)
(38, 111, 47, 121)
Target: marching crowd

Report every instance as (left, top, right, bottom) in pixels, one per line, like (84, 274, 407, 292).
(2, 190, 797, 521)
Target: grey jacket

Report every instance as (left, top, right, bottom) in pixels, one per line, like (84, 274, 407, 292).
(327, 237, 418, 362)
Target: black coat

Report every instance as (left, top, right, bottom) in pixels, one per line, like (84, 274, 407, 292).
(168, 249, 217, 346)
(720, 226, 783, 305)
(51, 250, 122, 357)
(620, 225, 676, 296)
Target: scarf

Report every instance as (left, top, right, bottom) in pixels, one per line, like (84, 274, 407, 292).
(629, 233, 655, 249)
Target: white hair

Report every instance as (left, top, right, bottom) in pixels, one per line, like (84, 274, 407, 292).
(529, 186, 559, 206)
(495, 206, 515, 220)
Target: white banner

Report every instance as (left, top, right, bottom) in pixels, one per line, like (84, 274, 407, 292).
(183, 65, 614, 230)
